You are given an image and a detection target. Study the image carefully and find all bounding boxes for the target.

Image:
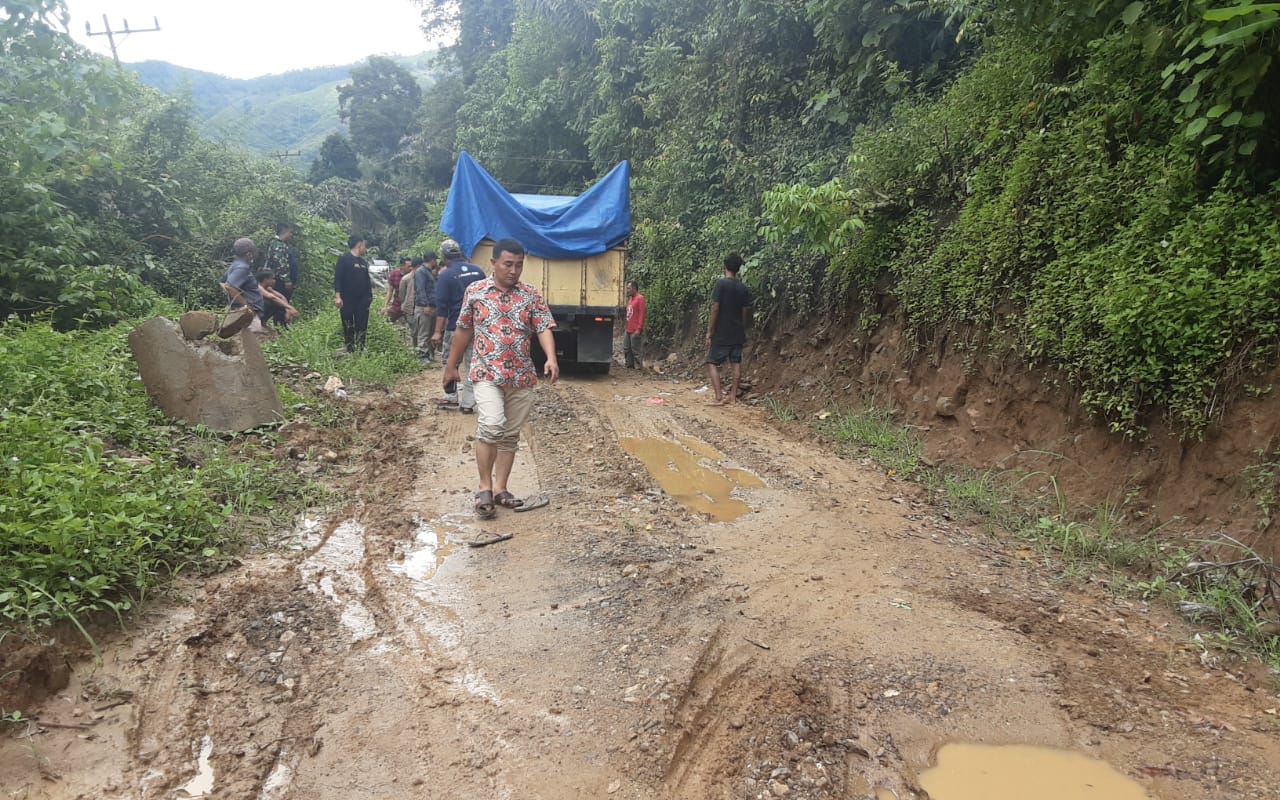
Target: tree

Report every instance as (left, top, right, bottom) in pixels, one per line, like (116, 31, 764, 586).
(454, 8, 595, 191)
(415, 0, 517, 83)
(337, 56, 423, 161)
(308, 133, 362, 183)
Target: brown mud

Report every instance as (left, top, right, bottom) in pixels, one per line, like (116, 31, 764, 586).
(2, 368, 1279, 799)
(746, 316, 1280, 560)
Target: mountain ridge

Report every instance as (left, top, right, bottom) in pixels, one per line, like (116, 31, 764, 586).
(129, 52, 438, 165)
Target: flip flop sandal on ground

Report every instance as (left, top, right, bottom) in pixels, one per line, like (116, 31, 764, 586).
(474, 490, 496, 519)
(513, 494, 550, 513)
(493, 491, 524, 509)
(467, 530, 513, 548)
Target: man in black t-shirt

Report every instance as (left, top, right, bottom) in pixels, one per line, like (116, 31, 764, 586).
(333, 234, 372, 352)
(705, 252, 753, 406)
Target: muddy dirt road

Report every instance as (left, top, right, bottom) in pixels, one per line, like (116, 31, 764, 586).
(4, 369, 1280, 799)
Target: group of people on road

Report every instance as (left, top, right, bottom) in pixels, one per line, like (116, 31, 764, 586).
(225, 226, 753, 518)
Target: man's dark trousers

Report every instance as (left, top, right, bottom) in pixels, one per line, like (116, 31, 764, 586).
(341, 302, 371, 351)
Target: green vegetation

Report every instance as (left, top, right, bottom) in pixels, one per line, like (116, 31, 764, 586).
(819, 406, 924, 477)
(0, 4, 421, 637)
(762, 397, 797, 423)
(0, 318, 307, 631)
(385, 0, 1280, 441)
(265, 305, 422, 388)
(130, 53, 437, 165)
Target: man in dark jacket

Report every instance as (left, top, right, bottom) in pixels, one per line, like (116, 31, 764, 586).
(333, 234, 372, 352)
(412, 251, 439, 362)
(431, 238, 485, 410)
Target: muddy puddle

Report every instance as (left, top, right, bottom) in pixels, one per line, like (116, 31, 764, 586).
(175, 735, 214, 798)
(622, 435, 763, 521)
(919, 743, 1150, 800)
(389, 519, 459, 583)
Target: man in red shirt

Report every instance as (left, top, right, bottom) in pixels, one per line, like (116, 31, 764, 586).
(443, 238, 560, 519)
(384, 257, 411, 322)
(624, 280, 646, 369)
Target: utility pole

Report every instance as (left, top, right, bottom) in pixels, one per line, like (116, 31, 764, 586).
(84, 14, 161, 65)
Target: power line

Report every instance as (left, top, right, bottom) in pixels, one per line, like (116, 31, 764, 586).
(477, 153, 595, 164)
(85, 14, 161, 65)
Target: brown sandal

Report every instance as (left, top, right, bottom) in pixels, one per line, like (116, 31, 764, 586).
(474, 490, 496, 519)
(493, 491, 524, 509)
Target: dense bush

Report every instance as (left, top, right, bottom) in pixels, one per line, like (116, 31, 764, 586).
(0, 318, 300, 629)
(761, 7, 1280, 437)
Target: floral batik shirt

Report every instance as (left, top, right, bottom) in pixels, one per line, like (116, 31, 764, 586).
(456, 277, 556, 388)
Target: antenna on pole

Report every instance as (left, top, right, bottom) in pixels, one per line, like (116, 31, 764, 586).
(85, 14, 161, 65)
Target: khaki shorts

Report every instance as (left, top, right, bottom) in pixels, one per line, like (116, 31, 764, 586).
(473, 382, 536, 452)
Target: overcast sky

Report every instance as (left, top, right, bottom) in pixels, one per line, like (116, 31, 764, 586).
(65, 0, 440, 79)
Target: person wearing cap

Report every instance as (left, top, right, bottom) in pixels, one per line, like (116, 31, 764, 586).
(334, 233, 372, 352)
(432, 239, 485, 410)
(221, 237, 267, 334)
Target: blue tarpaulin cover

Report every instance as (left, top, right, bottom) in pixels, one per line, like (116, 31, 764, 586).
(440, 151, 631, 260)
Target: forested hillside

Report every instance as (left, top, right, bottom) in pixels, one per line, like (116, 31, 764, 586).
(130, 53, 438, 164)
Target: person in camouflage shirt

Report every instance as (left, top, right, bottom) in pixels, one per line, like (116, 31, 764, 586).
(264, 223, 299, 300)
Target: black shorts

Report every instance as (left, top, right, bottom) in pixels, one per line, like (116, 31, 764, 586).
(706, 344, 743, 365)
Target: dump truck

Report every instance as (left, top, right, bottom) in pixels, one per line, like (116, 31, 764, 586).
(440, 151, 631, 373)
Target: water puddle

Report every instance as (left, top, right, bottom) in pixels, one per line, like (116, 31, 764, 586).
(384, 516, 498, 703)
(919, 743, 1150, 800)
(176, 735, 215, 798)
(622, 436, 763, 522)
(389, 520, 458, 584)
(298, 521, 378, 642)
(256, 750, 293, 800)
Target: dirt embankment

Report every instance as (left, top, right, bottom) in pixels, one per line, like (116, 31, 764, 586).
(743, 311, 1280, 559)
(2, 369, 1279, 799)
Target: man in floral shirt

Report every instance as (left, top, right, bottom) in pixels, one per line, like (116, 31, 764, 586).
(443, 238, 560, 519)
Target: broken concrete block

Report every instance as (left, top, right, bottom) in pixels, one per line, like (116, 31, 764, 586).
(128, 316, 284, 432)
(179, 310, 218, 341)
(218, 307, 256, 338)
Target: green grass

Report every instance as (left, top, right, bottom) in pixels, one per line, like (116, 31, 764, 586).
(819, 405, 923, 476)
(263, 303, 421, 388)
(0, 315, 315, 634)
(762, 396, 797, 423)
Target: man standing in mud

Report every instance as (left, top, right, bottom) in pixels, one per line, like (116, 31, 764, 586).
(442, 238, 559, 519)
(624, 280, 646, 369)
(705, 252, 752, 405)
